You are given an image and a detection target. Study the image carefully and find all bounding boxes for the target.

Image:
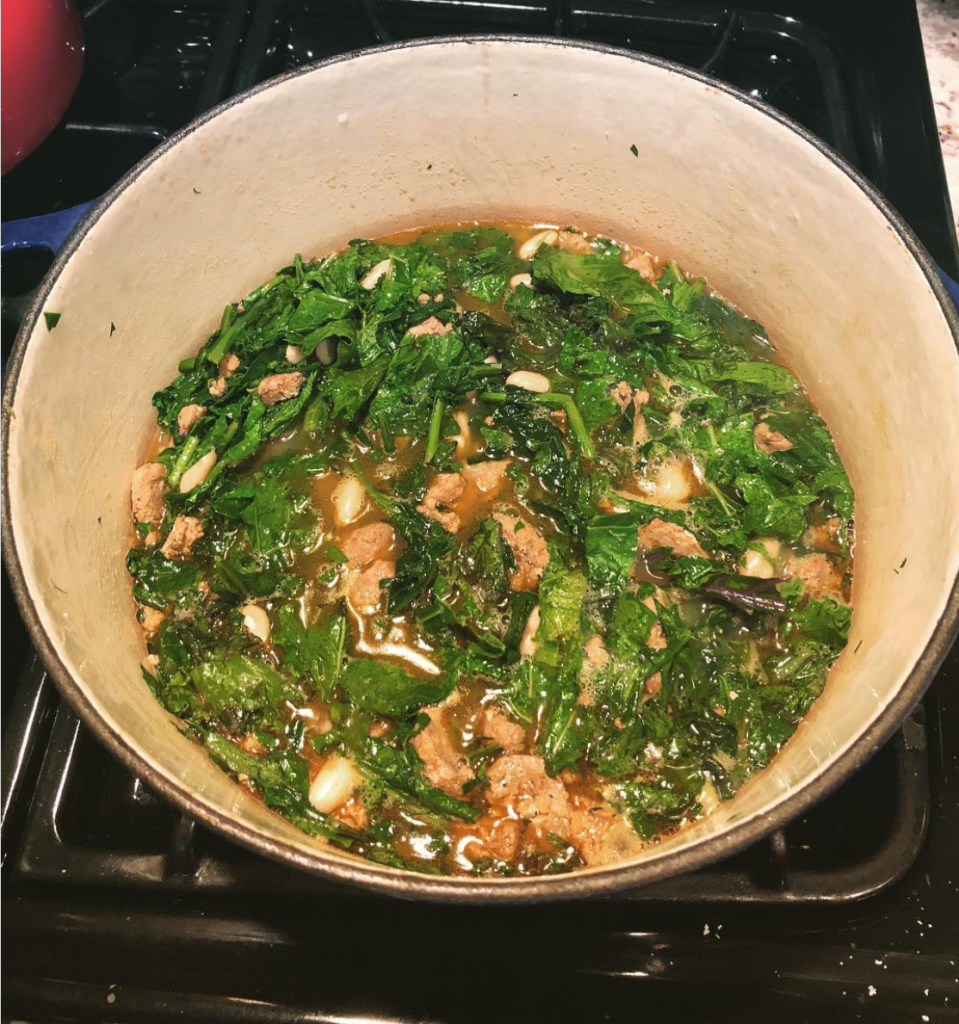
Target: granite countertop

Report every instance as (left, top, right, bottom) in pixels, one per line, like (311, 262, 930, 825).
(918, 0, 959, 238)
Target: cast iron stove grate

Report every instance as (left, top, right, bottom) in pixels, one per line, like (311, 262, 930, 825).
(2, 2, 957, 1022)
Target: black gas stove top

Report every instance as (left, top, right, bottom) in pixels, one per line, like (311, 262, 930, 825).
(2, 2, 958, 1022)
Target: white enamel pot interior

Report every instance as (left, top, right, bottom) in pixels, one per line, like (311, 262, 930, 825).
(4, 38, 959, 902)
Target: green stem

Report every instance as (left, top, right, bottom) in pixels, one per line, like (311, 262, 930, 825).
(203, 303, 237, 366)
(706, 480, 737, 516)
(245, 273, 288, 305)
(377, 413, 396, 454)
(469, 364, 503, 380)
(479, 389, 595, 458)
(219, 303, 235, 334)
(303, 395, 326, 434)
(167, 435, 199, 489)
(353, 462, 396, 513)
(468, 743, 503, 764)
(206, 315, 243, 366)
(532, 393, 596, 459)
(206, 275, 287, 365)
(424, 397, 446, 463)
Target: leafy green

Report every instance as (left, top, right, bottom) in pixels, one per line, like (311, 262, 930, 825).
(737, 473, 817, 543)
(576, 377, 620, 433)
(210, 551, 293, 599)
(418, 531, 509, 656)
(615, 770, 704, 839)
(288, 289, 354, 332)
(417, 577, 507, 657)
(340, 658, 456, 716)
(788, 597, 851, 647)
(532, 249, 714, 343)
(607, 590, 657, 657)
(314, 355, 390, 428)
(503, 285, 570, 355)
(763, 409, 854, 529)
(368, 324, 490, 441)
(488, 389, 600, 543)
(714, 361, 799, 395)
(205, 732, 371, 847)
(462, 518, 510, 598)
(585, 512, 640, 589)
(538, 563, 587, 643)
(449, 227, 520, 304)
(274, 606, 347, 699)
(687, 494, 748, 552)
(204, 275, 295, 365)
(212, 472, 312, 558)
(126, 548, 203, 609)
(359, 736, 479, 822)
(540, 672, 591, 776)
(219, 372, 317, 468)
(191, 654, 300, 731)
(387, 503, 457, 614)
(500, 658, 590, 776)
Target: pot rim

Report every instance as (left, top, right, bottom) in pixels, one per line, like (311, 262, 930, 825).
(3, 35, 958, 903)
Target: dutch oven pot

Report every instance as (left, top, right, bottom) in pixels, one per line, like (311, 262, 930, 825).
(4, 38, 959, 902)
(1, 0, 84, 175)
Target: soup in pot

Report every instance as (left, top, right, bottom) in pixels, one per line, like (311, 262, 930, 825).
(127, 224, 853, 876)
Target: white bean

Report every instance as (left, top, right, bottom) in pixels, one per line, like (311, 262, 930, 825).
(360, 257, 392, 290)
(759, 537, 782, 557)
(452, 410, 471, 455)
(179, 450, 217, 493)
(285, 344, 306, 364)
(315, 337, 338, 365)
(739, 548, 775, 580)
(739, 537, 782, 580)
(517, 229, 558, 260)
(505, 370, 550, 393)
(697, 776, 720, 816)
(308, 755, 361, 813)
(519, 605, 541, 659)
(649, 459, 693, 505)
(331, 475, 367, 526)
(509, 272, 533, 290)
(239, 604, 271, 642)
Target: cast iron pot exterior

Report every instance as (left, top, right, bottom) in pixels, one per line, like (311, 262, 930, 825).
(1, 0, 84, 175)
(4, 38, 959, 902)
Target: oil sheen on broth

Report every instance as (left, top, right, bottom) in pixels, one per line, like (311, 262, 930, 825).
(127, 223, 854, 876)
